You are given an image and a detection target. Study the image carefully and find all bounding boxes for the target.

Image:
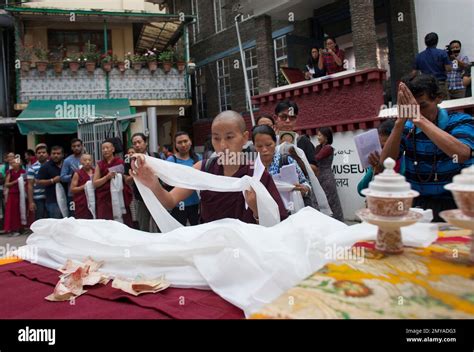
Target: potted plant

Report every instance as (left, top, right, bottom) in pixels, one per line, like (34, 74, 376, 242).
(159, 50, 174, 73)
(84, 41, 99, 73)
(33, 43, 49, 73)
(144, 48, 158, 72)
(175, 47, 186, 73)
(64, 53, 82, 73)
(101, 50, 114, 72)
(116, 54, 127, 73)
(127, 52, 144, 72)
(49, 45, 65, 74)
(19, 44, 33, 73)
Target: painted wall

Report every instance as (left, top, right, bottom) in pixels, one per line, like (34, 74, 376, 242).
(414, 0, 474, 60)
(23, 22, 134, 61)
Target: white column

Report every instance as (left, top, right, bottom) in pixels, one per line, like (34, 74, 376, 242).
(147, 106, 158, 155)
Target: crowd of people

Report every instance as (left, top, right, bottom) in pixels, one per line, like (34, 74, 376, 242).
(302, 32, 472, 100)
(412, 33, 471, 100)
(0, 99, 345, 236)
(0, 31, 472, 235)
(304, 37, 346, 80)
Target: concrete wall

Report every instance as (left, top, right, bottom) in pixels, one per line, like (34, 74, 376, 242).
(414, 0, 474, 60)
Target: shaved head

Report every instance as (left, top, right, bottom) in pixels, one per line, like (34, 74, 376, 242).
(80, 153, 92, 161)
(213, 110, 247, 133)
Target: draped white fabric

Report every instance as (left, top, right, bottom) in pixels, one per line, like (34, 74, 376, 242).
(273, 180, 305, 213)
(16, 207, 348, 316)
(55, 183, 68, 218)
(84, 180, 96, 219)
(18, 175, 27, 225)
(14, 153, 438, 316)
(110, 174, 126, 223)
(15, 211, 437, 316)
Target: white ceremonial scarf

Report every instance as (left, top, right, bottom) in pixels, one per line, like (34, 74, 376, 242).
(84, 180, 96, 219)
(110, 173, 126, 223)
(134, 154, 280, 233)
(55, 183, 69, 218)
(17, 174, 27, 225)
(273, 180, 305, 214)
(277, 141, 332, 216)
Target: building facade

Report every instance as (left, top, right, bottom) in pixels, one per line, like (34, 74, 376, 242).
(170, 0, 423, 146)
(3, 0, 195, 156)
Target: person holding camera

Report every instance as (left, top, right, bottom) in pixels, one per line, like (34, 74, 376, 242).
(446, 40, 470, 99)
(412, 32, 452, 100)
(321, 37, 345, 75)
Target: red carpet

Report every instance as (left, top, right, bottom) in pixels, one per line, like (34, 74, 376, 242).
(0, 261, 244, 319)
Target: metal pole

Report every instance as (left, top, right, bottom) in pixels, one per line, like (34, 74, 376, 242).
(234, 14, 255, 126)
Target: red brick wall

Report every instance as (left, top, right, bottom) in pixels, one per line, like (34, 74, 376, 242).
(252, 68, 386, 135)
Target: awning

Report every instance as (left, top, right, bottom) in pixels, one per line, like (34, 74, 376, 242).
(16, 99, 132, 135)
(135, 20, 183, 53)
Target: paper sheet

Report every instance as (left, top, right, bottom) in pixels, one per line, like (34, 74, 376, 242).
(354, 129, 382, 169)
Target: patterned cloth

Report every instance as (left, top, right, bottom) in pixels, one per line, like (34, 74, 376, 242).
(447, 54, 470, 90)
(400, 108, 474, 197)
(251, 226, 474, 319)
(26, 161, 46, 200)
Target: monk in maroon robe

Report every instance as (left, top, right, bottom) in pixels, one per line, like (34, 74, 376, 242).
(199, 160, 287, 224)
(93, 140, 133, 226)
(131, 111, 288, 224)
(71, 154, 95, 219)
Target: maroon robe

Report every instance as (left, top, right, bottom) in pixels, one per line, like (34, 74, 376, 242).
(96, 157, 132, 226)
(4, 169, 26, 232)
(73, 168, 94, 219)
(199, 159, 288, 224)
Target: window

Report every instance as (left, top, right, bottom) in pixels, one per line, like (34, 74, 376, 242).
(213, 0, 225, 33)
(244, 47, 259, 97)
(194, 67, 208, 120)
(216, 58, 231, 112)
(274, 35, 288, 86)
(48, 30, 112, 58)
(191, 0, 200, 43)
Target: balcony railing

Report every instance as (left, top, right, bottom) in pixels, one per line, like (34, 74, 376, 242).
(19, 67, 188, 104)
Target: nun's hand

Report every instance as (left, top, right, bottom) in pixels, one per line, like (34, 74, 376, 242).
(245, 188, 258, 217)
